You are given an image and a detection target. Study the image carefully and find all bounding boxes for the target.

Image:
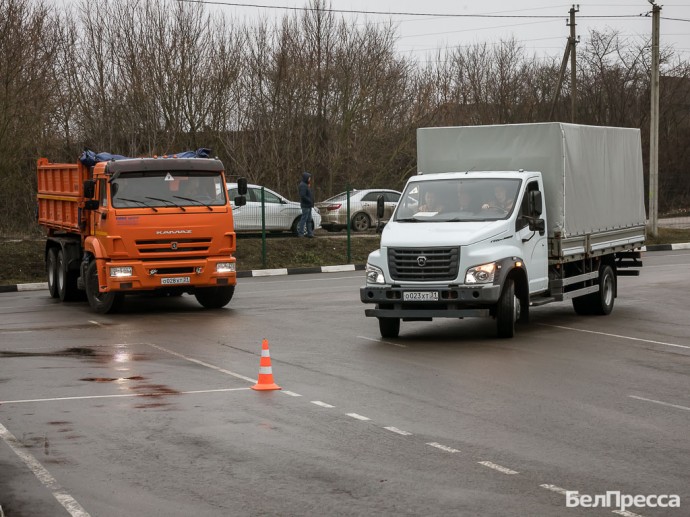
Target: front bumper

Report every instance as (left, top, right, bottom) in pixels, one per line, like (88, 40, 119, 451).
(360, 284, 501, 319)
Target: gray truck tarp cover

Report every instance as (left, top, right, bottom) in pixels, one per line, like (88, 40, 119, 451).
(417, 122, 647, 238)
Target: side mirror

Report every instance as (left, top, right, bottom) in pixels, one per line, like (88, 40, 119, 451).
(234, 195, 246, 207)
(83, 179, 96, 199)
(529, 218, 545, 235)
(84, 199, 100, 210)
(529, 190, 543, 216)
(237, 177, 248, 196)
(376, 195, 385, 219)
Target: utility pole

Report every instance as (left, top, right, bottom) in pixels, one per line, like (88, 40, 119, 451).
(548, 5, 579, 121)
(649, 1, 661, 237)
(569, 5, 578, 122)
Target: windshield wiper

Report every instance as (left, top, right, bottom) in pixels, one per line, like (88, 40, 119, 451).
(145, 196, 186, 211)
(395, 218, 422, 222)
(173, 195, 212, 211)
(116, 197, 158, 212)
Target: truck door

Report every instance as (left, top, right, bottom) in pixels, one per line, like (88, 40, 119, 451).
(517, 180, 548, 293)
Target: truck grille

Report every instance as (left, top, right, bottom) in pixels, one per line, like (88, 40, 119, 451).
(388, 247, 459, 281)
(135, 238, 212, 255)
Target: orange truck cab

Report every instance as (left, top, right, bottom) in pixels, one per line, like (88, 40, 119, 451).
(37, 155, 247, 313)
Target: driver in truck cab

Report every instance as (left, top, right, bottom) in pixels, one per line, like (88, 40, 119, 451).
(482, 183, 514, 213)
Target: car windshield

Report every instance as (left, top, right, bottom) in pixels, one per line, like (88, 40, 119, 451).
(394, 178, 520, 222)
(111, 171, 226, 208)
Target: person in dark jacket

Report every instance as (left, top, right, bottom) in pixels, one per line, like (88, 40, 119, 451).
(297, 172, 314, 237)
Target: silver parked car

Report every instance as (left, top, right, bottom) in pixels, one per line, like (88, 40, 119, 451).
(227, 183, 321, 235)
(316, 189, 401, 232)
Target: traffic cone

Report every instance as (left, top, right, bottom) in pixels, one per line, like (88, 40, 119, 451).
(251, 339, 282, 391)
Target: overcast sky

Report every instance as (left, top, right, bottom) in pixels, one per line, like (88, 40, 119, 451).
(193, 0, 689, 61)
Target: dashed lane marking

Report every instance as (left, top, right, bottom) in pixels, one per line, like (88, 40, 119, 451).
(426, 442, 460, 453)
(539, 484, 569, 495)
(346, 413, 371, 421)
(282, 390, 302, 397)
(384, 426, 413, 436)
(478, 461, 519, 475)
(311, 401, 335, 408)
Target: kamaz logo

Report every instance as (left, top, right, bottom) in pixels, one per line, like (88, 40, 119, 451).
(156, 230, 192, 235)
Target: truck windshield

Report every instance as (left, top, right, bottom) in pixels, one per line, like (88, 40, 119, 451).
(394, 178, 520, 222)
(111, 171, 226, 208)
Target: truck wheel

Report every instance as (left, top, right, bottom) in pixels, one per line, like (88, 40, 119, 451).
(85, 260, 123, 314)
(592, 265, 615, 315)
(195, 285, 235, 309)
(57, 249, 80, 302)
(572, 265, 615, 316)
(352, 213, 371, 232)
(496, 279, 519, 338)
(46, 248, 59, 298)
(378, 317, 400, 338)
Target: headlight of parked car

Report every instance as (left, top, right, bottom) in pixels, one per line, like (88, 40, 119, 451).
(366, 263, 385, 284)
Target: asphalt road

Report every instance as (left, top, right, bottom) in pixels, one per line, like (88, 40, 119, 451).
(1, 250, 688, 517)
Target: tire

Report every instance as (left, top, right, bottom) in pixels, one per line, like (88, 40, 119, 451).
(85, 260, 124, 314)
(572, 265, 616, 316)
(195, 285, 235, 309)
(46, 248, 59, 298)
(496, 279, 520, 338)
(57, 249, 80, 302)
(291, 218, 300, 236)
(351, 212, 371, 232)
(378, 317, 400, 338)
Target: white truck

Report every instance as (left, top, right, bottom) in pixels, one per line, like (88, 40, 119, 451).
(360, 123, 646, 338)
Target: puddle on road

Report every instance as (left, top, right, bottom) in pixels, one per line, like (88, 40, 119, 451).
(0, 347, 149, 363)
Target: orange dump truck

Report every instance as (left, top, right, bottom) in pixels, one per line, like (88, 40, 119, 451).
(37, 154, 246, 313)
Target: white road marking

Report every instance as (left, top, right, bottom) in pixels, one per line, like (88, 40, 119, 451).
(88, 320, 104, 327)
(478, 461, 519, 475)
(146, 343, 257, 383)
(0, 388, 251, 405)
(0, 422, 91, 517)
(539, 484, 569, 495)
(629, 395, 690, 412)
(311, 401, 335, 408)
(281, 390, 302, 397)
(426, 442, 459, 453)
(346, 413, 371, 421)
(384, 426, 412, 436)
(357, 335, 407, 348)
(539, 324, 690, 350)
(612, 510, 646, 517)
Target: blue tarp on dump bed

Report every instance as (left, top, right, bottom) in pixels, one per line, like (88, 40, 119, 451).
(79, 148, 212, 167)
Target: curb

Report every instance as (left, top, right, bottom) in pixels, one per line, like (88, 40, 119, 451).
(0, 264, 367, 293)
(2, 242, 689, 294)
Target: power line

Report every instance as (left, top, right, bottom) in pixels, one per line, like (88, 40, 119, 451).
(175, 0, 648, 19)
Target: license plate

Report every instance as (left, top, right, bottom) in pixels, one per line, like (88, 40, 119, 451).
(161, 276, 190, 285)
(403, 291, 439, 301)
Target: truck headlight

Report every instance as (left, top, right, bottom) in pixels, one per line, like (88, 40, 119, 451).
(366, 264, 385, 284)
(465, 262, 497, 284)
(110, 266, 133, 278)
(216, 262, 235, 273)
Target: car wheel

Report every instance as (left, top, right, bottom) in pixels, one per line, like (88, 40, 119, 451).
(496, 279, 519, 338)
(352, 212, 371, 232)
(195, 286, 235, 309)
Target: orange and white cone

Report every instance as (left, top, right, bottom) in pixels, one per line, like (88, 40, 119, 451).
(251, 339, 282, 391)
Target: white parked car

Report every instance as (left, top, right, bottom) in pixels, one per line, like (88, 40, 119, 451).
(227, 183, 321, 235)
